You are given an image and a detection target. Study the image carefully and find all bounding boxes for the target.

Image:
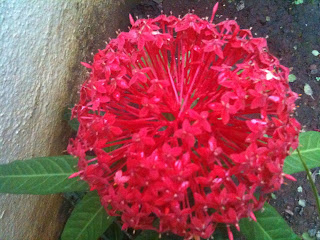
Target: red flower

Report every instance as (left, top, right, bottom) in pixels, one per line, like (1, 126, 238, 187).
(68, 3, 300, 239)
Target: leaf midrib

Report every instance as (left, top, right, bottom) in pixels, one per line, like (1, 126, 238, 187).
(252, 218, 295, 240)
(0, 173, 73, 178)
(254, 219, 273, 240)
(291, 149, 320, 156)
(75, 205, 105, 240)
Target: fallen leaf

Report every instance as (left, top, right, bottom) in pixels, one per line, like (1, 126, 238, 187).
(298, 199, 306, 207)
(288, 74, 297, 82)
(304, 83, 314, 99)
(312, 50, 319, 57)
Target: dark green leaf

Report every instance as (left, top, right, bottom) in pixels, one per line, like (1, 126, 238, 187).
(61, 191, 115, 240)
(211, 228, 228, 240)
(284, 131, 320, 174)
(211, 224, 243, 240)
(135, 230, 184, 240)
(104, 144, 123, 153)
(69, 118, 80, 131)
(63, 106, 79, 131)
(239, 203, 300, 240)
(161, 113, 175, 121)
(0, 156, 88, 194)
(161, 233, 183, 240)
(135, 230, 159, 240)
(190, 98, 199, 109)
(101, 222, 124, 240)
(64, 191, 87, 206)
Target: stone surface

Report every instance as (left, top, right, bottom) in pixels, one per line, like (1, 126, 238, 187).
(0, 0, 137, 239)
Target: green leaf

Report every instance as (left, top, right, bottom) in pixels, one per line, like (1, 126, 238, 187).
(101, 222, 124, 240)
(135, 230, 159, 240)
(61, 191, 115, 240)
(302, 232, 315, 240)
(69, 118, 80, 131)
(284, 131, 320, 174)
(63, 106, 79, 131)
(288, 74, 297, 83)
(239, 203, 300, 240)
(135, 230, 184, 240)
(211, 225, 229, 240)
(211, 224, 243, 240)
(0, 156, 88, 194)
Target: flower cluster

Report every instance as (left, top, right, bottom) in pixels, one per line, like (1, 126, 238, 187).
(68, 4, 300, 239)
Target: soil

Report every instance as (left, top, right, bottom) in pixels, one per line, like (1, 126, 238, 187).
(130, 0, 320, 238)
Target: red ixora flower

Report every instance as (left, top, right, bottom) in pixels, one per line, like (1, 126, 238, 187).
(68, 3, 300, 239)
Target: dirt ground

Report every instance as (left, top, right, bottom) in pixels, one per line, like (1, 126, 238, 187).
(130, 0, 320, 238)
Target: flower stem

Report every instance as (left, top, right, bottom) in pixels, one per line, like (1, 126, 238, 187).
(297, 148, 320, 218)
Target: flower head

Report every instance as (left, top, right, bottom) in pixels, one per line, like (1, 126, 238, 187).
(68, 4, 300, 239)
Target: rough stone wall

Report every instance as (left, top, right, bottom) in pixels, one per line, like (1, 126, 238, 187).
(0, 1, 138, 239)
